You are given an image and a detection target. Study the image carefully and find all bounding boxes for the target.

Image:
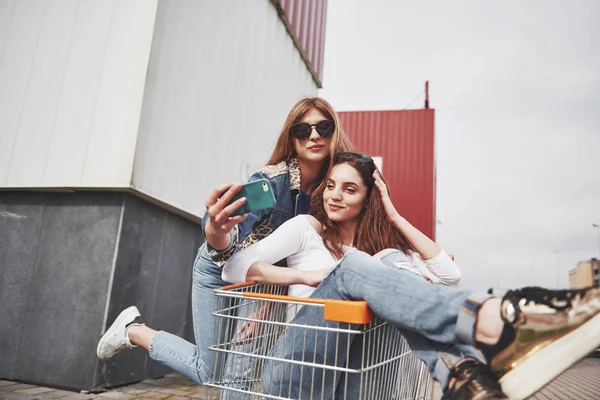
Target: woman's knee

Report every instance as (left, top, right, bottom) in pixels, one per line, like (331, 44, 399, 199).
(335, 250, 382, 277)
(341, 250, 371, 264)
(376, 249, 410, 268)
(373, 248, 398, 260)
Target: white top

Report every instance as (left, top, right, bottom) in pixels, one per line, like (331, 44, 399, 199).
(221, 215, 460, 321)
(222, 215, 352, 321)
(391, 250, 461, 285)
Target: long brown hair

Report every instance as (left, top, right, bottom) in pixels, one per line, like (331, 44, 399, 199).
(310, 152, 415, 259)
(267, 97, 353, 185)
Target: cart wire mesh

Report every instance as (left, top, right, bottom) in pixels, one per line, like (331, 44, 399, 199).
(205, 282, 432, 400)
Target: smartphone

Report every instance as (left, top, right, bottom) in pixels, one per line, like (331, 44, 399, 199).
(228, 179, 276, 216)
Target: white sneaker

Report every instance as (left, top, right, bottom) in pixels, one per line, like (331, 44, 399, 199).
(97, 306, 143, 360)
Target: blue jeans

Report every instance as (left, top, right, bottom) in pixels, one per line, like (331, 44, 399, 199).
(147, 244, 255, 399)
(262, 250, 491, 398)
(147, 243, 225, 384)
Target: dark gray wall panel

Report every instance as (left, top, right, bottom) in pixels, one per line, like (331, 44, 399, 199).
(99, 194, 203, 387)
(148, 211, 201, 378)
(11, 192, 123, 389)
(2, 192, 202, 390)
(0, 193, 46, 379)
(100, 194, 166, 386)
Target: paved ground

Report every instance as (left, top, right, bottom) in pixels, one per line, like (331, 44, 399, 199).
(0, 374, 216, 400)
(1, 357, 599, 399)
(528, 357, 600, 400)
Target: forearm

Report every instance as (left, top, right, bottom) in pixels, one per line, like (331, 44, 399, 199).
(421, 250, 462, 285)
(392, 215, 441, 260)
(246, 261, 308, 286)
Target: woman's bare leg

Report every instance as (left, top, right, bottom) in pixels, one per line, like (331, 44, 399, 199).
(128, 325, 158, 351)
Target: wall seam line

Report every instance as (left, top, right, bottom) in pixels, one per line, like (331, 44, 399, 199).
(5, 0, 48, 185)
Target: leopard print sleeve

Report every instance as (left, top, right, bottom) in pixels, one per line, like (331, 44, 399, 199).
(207, 225, 239, 267)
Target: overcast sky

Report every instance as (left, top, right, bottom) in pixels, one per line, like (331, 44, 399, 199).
(319, 0, 600, 291)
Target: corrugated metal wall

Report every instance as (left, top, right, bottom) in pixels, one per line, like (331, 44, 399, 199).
(0, 0, 158, 188)
(339, 109, 436, 239)
(0, 0, 320, 220)
(277, 0, 327, 85)
(131, 0, 317, 219)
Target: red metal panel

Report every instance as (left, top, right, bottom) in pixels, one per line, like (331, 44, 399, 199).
(307, 0, 317, 65)
(292, 1, 302, 33)
(315, 0, 326, 79)
(338, 109, 436, 240)
(299, 1, 308, 51)
(276, 0, 327, 83)
(280, 0, 291, 18)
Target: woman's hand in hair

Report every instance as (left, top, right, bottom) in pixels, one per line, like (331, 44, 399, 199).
(373, 170, 401, 224)
(374, 170, 442, 261)
(205, 182, 247, 250)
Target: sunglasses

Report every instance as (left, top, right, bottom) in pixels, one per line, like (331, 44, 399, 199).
(355, 154, 373, 164)
(290, 120, 335, 140)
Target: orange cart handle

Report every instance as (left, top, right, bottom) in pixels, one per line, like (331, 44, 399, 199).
(220, 281, 373, 324)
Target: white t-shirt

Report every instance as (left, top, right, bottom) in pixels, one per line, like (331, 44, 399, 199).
(388, 250, 461, 285)
(222, 215, 460, 321)
(222, 215, 352, 321)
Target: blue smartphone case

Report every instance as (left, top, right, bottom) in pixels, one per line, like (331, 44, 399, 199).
(229, 179, 276, 216)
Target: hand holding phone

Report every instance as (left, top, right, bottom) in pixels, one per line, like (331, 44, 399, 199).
(204, 179, 276, 250)
(204, 182, 248, 250)
(228, 179, 276, 216)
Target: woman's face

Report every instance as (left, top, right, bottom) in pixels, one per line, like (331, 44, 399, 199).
(323, 163, 368, 223)
(293, 108, 332, 164)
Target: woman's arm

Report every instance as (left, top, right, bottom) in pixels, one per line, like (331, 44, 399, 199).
(221, 216, 309, 283)
(392, 216, 441, 260)
(373, 170, 440, 260)
(246, 261, 325, 287)
(203, 182, 247, 250)
(415, 250, 461, 285)
(202, 172, 280, 267)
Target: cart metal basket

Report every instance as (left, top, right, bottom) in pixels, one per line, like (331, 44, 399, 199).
(205, 281, 432, 399)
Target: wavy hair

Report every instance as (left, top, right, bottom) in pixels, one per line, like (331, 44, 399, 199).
(310, 152, 415, 258)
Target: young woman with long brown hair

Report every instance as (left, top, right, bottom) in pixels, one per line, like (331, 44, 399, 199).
(222, 152, 477, 398)
(222, 152, 600, 400)
(96, 97, 353, 389)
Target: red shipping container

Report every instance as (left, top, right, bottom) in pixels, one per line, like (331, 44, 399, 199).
(338, 109, 436, 239)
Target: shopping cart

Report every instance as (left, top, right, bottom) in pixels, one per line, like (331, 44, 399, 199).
(205, 281, 432, 400)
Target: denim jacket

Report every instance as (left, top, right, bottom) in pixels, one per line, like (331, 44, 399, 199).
(201, 158, 311, 266)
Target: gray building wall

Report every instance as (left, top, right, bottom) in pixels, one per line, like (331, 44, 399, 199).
(0, 0, 324, 391)
(0, 0, 157, 188)
(0, 192, 202, 389)
(132, 0, 318, 219)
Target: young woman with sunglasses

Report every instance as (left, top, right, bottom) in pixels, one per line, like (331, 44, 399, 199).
(96, 98, 353, 388)
(221, 152, 484, 398)
(222, 152, 600, 400)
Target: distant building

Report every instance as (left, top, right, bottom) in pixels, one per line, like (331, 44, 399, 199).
(569, 258, 600, 288)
